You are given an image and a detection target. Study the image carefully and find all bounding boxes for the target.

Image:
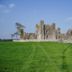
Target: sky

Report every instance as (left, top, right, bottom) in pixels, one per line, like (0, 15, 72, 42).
(0, 0, 72, 39)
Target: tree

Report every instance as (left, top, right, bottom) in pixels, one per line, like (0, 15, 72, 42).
(16, 22, 25, 39)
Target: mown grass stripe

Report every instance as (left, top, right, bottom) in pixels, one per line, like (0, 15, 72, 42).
(37, 43, 61, 72)
(20, 43, 36, 72)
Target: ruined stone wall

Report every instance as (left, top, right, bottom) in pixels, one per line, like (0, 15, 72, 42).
(36, 20, 58, 40)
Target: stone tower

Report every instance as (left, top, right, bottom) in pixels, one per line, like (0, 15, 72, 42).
(45, 23, 56, 40)
(36, 20, 45, 40)
(35, 20, 62, 40)
(56, 27, 61, 39)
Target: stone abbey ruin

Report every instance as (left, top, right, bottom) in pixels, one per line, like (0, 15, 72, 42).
(12, 20, 72, 41)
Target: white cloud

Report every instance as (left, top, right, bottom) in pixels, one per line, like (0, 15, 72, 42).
(9, 3, 15, 8)
(66, 17, 72, 21)
(0, 4, 5, 8)
(0, 4, 4, 8)
(0, 3, 15, 13)
(3, 9, 10, 13)
(65, 17, 72, 22)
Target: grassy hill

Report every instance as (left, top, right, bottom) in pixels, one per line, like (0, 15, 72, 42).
(0, 42, 72, 72)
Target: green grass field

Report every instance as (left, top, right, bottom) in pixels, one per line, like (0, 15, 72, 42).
(0, 42, 72, 72)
